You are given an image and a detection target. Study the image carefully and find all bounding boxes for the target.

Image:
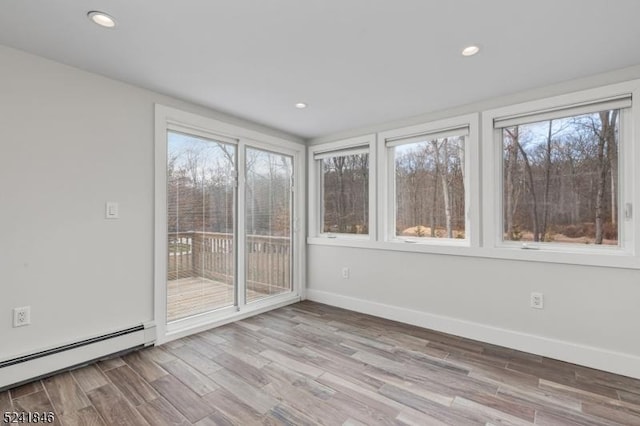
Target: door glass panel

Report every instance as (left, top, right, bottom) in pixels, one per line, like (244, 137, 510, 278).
(245, 148, 293, 303)
(167, 131, 236, 322)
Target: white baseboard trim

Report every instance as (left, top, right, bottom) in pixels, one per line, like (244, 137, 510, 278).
(0, 323, 155, 390)
(306, 289, 640, 380)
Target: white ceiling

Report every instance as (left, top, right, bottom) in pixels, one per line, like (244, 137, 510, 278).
(1, 1, 640, 139)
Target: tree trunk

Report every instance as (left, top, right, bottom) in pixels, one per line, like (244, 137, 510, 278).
(541, 120, 553, 241)
(507, 128, 540, 242)
(505, 131, 519, 239)
(333, 157, 346, 233)
(595, 110, 618, 244)
(430, 142, 439, 237)
(594, 144, 606, 244)
(439, 139, 453, 238)
(455, 139, 465, 235)
(360, 155, 369, 232)
(609, 116, 618, 227)
(411, 174, 419, 230)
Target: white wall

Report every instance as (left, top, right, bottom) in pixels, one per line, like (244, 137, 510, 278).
(0, 44, 302, 363)
(307, 67, 640, 379)
(307, 246, 640, 370)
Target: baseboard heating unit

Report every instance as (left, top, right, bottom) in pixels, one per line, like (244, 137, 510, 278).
(0, 322, 156, 391)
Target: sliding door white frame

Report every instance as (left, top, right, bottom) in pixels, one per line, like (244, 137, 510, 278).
(154, 105, 305, 344)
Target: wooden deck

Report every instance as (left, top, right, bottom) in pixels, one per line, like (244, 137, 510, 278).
(168, 277, 234, 322)
(167, 277, 288, 322)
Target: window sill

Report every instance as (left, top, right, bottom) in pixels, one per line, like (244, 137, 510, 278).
(307, 237, 475, 255)
(306, 237, 640, 269)
(318, 233, 372, 241)
(390, 237, 470, 247)
(485, 244, 636, 268)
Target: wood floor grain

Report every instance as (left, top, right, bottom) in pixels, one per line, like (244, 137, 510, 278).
(42, 373, 91, 417)
(2, 301, 640, 425)
(86, 384, 148, 425)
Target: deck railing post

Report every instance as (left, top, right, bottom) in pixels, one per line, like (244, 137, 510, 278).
(191, 231, 201, 277)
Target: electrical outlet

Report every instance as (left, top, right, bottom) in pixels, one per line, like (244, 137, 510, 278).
(530, 292, 544, 309)
(341, 267, 350, 279)
(13, 306, 31, 327)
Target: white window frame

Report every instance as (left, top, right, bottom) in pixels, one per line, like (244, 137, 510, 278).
(482, 81, 640, 268)
(379, 114, 480, 249)
(307, 134, 377, 242)
(154, 104, 306, 344)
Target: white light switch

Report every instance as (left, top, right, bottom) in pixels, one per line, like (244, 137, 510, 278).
(106, 202, 119, 219)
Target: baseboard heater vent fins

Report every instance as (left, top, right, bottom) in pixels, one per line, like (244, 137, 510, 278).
(0, 325, 144, 369)
(0, 323, 155, 391)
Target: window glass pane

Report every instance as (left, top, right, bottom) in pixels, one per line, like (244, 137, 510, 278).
(322, 153, 369, 234)
(246, 148, 293, 303)
(394, 136, 465, 239)
(501, 110, 619, 245)
(167, 131, 236, 322)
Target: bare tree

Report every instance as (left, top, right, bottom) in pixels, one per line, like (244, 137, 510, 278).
(607, 116, 619, 228)
(350, 154, 369, 232)
(594, 110, 618, 243)
(331, 156, 347, 232)
(506, 127, 541, 242)
(429, 142, 439, 237)
(540, 121, 553, 240)
(437, 138, 453, 238)
(504, 129, 521, 239)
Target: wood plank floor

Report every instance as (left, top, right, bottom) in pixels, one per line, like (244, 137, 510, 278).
(2, 301, 640, 425)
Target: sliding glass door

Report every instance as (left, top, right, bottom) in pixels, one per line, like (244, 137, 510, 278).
(166, 131, 237, 322)
(161, 124, 297, 331)
(245, 148, 293, 303)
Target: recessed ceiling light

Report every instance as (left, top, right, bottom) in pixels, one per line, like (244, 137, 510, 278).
(88, 11, 117, 29)
(461, 45, 480, 57)
(295, 102, 308, 109)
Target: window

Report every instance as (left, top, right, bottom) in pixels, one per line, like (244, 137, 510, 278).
(381, 115, 478, 246)
(391, 131, 467, 240)
(308, 135, 375, 239)
(319, 148, 369, 234)
(500, 109, 622, 246)
(483, 86, 637, 262)
(306, 82, 639, 267)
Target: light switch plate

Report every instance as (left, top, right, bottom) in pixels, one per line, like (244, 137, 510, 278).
(106, 202, 119, 219)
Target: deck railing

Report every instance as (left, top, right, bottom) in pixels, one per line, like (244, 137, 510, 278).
(168, 232, 291, 292)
